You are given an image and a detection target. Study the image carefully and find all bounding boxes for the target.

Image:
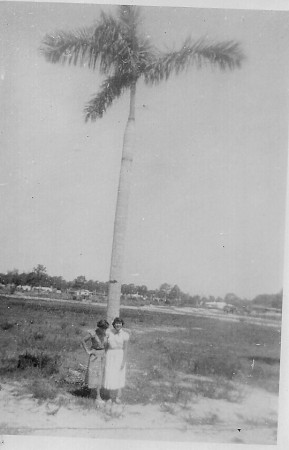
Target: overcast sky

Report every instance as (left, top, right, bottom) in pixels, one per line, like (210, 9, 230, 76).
(0, 1, 288, 299)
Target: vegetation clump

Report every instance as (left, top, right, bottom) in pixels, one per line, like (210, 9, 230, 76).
(17, 351, 60, 375)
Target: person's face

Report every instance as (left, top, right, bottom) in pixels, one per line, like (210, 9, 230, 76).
(114, 321, 122, 332)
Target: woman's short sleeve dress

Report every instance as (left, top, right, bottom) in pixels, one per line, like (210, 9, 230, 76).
(103, 329, 129, 390)
(84, 330, 106, 389)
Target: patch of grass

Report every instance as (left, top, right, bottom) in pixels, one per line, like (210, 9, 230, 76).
(73, 396, 98, 410)
(0, 351, 18, 374)
(147, 365, 163, 380)
(160, 402, 176, 415)
(152, 338, 241, 379)
(243, 416, 278, 428)
(1, 320, 15, 331)
(33, 331, 45, 340)
(28, 379, 58, 401)
(79, 316, 88, 327)
(191, 353, 241, 380)
(192, 377, 244, 402)
(246, 355, 280, 366)
(231, 437, 245, 444)
(184, 412, 220, 426)
(60, 321, 69, 330)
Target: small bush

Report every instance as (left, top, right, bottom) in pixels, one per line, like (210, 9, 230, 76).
(17, 351, 60, 375)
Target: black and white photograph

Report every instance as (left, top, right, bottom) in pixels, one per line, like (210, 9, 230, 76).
(0, 0, 288, 447)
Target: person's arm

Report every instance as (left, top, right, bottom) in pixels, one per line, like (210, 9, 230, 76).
(104, 329, 110, 351)
(82, 334, 92, 355)
(120, 339, 128, 370)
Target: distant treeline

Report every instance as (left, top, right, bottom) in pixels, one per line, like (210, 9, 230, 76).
(0, 265, 282, 309)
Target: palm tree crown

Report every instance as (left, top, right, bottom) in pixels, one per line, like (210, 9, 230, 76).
(40, 5, 244, 121)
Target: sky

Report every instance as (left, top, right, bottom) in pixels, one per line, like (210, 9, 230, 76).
(0, 1, 289, 299)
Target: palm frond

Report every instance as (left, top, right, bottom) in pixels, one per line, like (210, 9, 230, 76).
(144, 38, 245, 85)
(40, 27, 95, 66)
(95, 12, 132, 74)
(40, 12, 133, 75)
(84, 73, 134, 121)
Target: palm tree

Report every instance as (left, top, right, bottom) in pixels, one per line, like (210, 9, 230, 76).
(40, 5, 245, 323)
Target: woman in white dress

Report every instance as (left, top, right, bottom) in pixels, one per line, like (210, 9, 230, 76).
(104, 317, 129, 403)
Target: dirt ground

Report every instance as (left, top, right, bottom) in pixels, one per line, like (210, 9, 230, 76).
(0, 379, 278, 445)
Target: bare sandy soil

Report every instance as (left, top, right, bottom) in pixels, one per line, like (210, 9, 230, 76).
(0, 380, 278, 445)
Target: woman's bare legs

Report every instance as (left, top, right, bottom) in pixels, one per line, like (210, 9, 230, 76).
(115, 388, 122, 403)
(91, 388, 104, 408)
(107, 389, 121, 403)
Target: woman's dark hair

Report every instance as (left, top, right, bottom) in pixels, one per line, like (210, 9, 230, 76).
(97, 319, 109, 329)
(112, 317, 124, 327)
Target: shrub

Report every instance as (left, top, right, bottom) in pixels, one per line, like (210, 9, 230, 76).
(17, 351, 60, 375)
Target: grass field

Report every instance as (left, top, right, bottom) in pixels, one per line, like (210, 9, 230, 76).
(0, 294, 281, 409)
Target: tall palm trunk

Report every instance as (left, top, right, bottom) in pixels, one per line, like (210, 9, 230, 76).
(107, 83, 136, 323)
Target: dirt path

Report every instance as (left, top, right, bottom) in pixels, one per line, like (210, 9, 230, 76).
(0, 381, 278, 444)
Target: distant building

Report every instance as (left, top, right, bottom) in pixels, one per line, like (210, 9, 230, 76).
(205, 301, 228, 310)
(19, 285, 32, 291)
(78, 289, 91, 297)
(33, 286, 53, 292)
